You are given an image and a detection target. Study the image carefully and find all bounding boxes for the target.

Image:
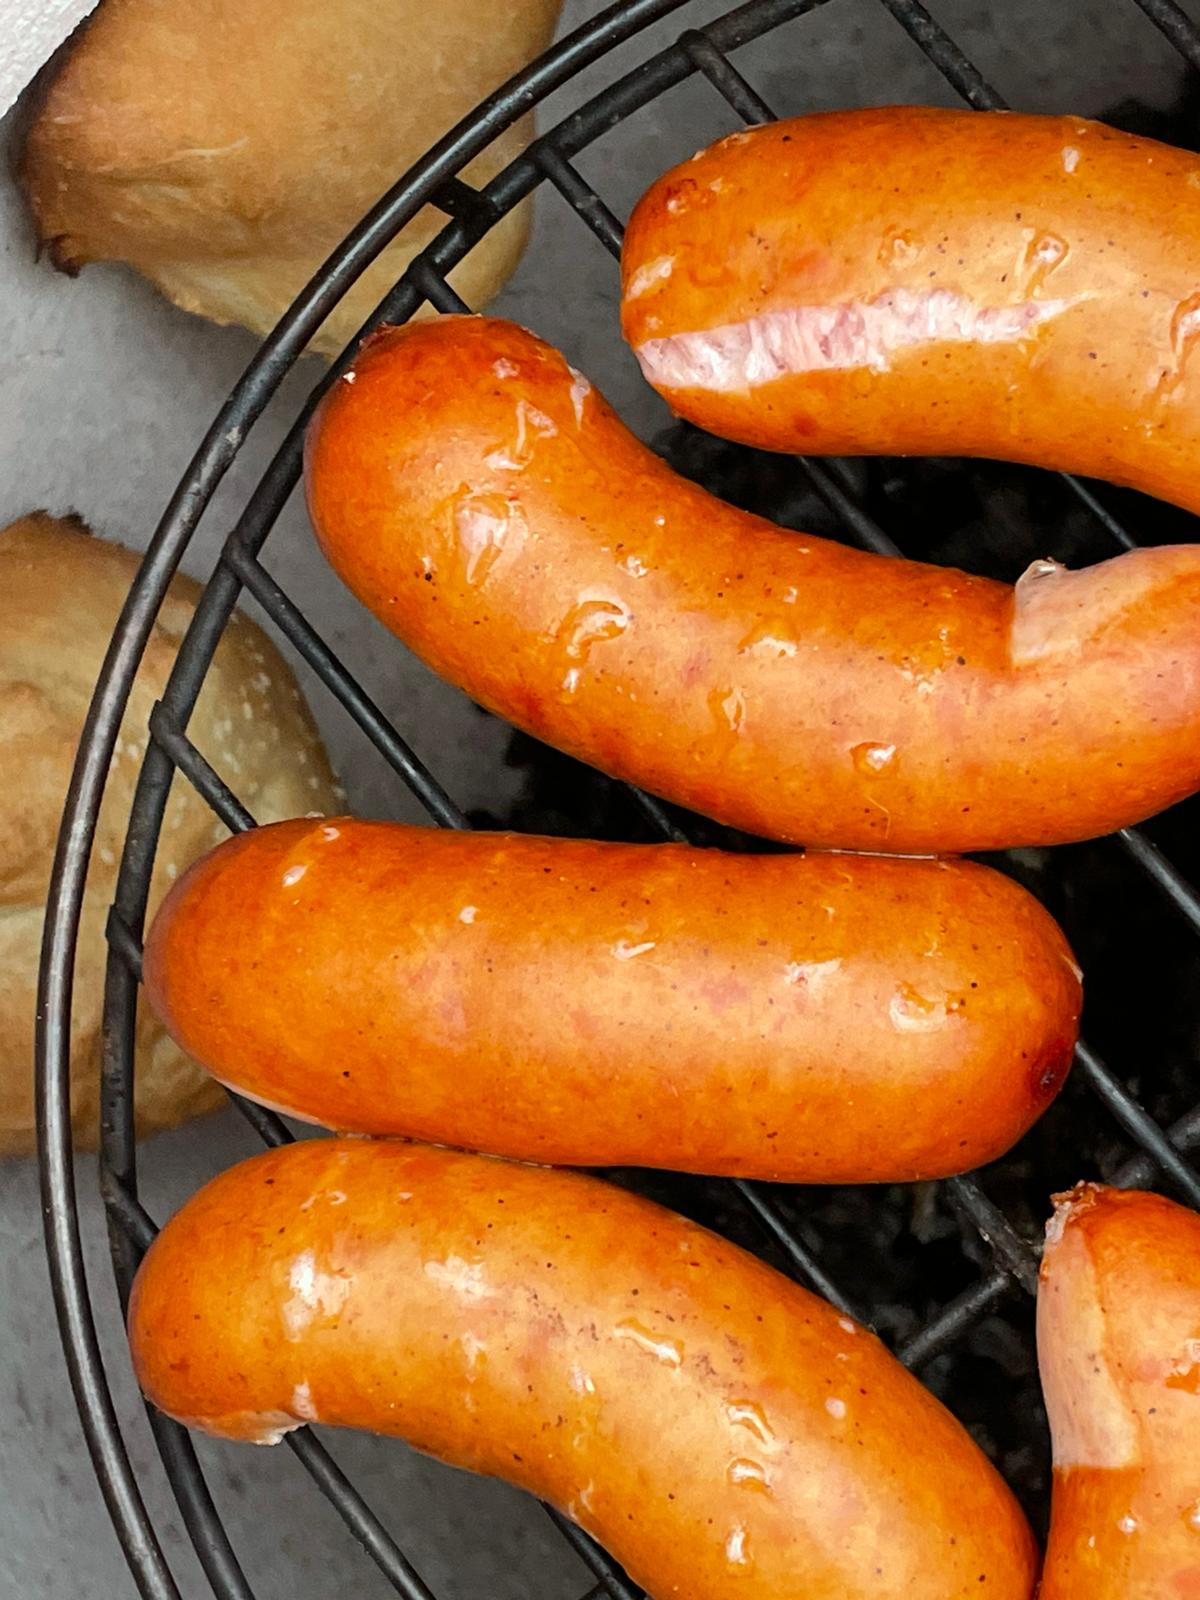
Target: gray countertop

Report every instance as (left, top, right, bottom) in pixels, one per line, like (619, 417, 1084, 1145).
(1, 1, 1195, 1593)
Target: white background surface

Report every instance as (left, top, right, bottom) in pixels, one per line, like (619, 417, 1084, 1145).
(1, 1, 1197, 1594)
(0, 0, 98, 118)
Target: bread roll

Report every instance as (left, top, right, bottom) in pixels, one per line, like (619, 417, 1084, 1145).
(18, 0, 562, 356)
(0, 512, 340, 1154)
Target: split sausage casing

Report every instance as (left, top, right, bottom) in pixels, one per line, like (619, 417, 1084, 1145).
(305, 315, 1200, 852)
(1038, 1182, 1200, 1598)
(623, 106, 1200, 515)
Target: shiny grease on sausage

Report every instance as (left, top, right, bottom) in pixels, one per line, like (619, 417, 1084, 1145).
(130, 1138, 1039, 1600)
(143, 817, 1080, 1182)
(1038, 1182, 1200, 1599)
(622, 107, 1200, 515)
(304, 314, 1200, 852)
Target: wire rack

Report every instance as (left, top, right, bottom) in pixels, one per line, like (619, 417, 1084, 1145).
(34, 0, 1200, 1596)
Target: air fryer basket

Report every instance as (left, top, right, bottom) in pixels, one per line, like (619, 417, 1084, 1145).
(35, 1, 1200, 1596)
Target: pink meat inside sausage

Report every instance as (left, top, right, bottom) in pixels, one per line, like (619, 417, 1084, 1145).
(634, 288, 1070, 390)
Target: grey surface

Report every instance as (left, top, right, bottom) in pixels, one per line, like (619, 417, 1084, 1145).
(0, 0, 1197, 1595)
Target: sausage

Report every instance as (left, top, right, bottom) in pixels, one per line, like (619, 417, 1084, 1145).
(622, 106, 1200, 513)
(142, 816, 1080, 1183)
(129, 1137, 1039, 1599)
(303, 314, 1200, 853)
(1038, 1182, 1200, 1598)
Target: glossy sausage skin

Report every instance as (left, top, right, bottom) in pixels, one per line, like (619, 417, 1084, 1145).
(143, 817, 1080, 1183)
(1038, 1183, 1200, 1598)
(623, 107, 1200, 512)
(304, 315, 1200, 853)
(130, 1138, 1039, 1599)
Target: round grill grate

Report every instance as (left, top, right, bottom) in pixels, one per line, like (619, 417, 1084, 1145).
(35, 1, 1200, 1596)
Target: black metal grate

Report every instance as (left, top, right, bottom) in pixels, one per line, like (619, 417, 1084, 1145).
(34, 1, 1200, 1597)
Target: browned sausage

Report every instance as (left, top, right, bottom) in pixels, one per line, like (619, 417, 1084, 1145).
(622, 107, 1200, 514)
(303, 314, 1200, 852)
(142, 816, 1080, 1182)
(130, 1137, 1039, 1599)
(1038, 1182, 1200, 1598)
